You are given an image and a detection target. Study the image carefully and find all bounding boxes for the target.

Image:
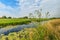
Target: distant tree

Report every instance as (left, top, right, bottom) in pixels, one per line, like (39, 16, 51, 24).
(2, 16, 7, 19)
(34, 9, 42, 23)
(35, 9, 42, 19)
(23, 16, 28, 19)
(8, 16, 12, 19)
(29, 13, 33, 18)
(46, 11, 50, 18)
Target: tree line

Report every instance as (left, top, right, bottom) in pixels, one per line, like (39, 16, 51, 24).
(0, 16, 12, 19)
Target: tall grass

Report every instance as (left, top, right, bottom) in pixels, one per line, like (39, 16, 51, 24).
(0, 19, 60, 40)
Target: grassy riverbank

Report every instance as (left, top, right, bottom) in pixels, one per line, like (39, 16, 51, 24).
(0, 18, 51, 28)
(0, 19, 31, 28)
(0, 19, 60, 40)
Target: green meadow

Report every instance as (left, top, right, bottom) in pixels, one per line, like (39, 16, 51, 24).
(0, 19, 60, 40)
(0, 18, 31, 28)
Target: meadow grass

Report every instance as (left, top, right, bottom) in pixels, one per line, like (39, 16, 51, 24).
(0, 19, 60, 40)
(0, 18, 31, 28)
(0, 18, 50, 28)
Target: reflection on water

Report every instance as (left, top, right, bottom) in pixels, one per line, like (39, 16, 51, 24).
(0, 23, 37, 35)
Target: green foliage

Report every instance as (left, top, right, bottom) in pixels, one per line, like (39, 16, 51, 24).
(0, 25, 59, 40)
(23, 16, 28, 19)
(8, 17, 12, 19)
(0, 19, 31, 28)
(48, 33, 57, 40)
(0, 19, 60, 40)
(2, 16, 7, 19)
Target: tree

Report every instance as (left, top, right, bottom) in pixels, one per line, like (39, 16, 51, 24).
(34, 9, 42, 23)
(23, 16, 28, 19)
(8, 16, 12, 19)
(2, 16, 7, 19)
(46, 11, 50, 18)
(35, 9, 42, 19)
(29, 13, 33, 18)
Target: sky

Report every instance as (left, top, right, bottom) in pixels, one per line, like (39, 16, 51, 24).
(0, 0, 59, 18)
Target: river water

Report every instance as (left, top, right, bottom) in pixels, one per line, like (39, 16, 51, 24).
(0, 22, 38, 35)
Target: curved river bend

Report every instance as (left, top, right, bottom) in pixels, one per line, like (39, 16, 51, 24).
(0, 23, 37, 35)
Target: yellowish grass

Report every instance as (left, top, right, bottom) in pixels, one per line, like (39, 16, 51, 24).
(44, 19, 60, 40)
(1, 19, 60, 40)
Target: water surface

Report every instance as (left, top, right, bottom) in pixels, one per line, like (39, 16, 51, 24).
(0, 23, 37, 35)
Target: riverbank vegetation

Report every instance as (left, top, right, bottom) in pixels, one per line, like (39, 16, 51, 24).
(0, 18, 53, 28)
(0, 19, 31, 28)
(0, 9, 60, 40)
(0, 19, 60, 40)
(0, 9, 57, 28)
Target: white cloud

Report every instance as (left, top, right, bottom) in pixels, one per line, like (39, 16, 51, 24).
(19, 0, 60, 17)
(41, 0, 49, 3)
(39, 0, 59, 17)
(0, 0, 60, 17)
(0, 2, 20, 17)
(35, 0, 38, 2)
(0, 2, 5, 8)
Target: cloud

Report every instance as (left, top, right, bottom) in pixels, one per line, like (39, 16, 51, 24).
(39, 0, 59, 17)
(0, 2, 20, 17)
(0, 2, 12, 16)
(0, 0, 42, 17)
(0, 0, 59, 18)
(18, 0, 41, 15)
(16, 0, 60, 17)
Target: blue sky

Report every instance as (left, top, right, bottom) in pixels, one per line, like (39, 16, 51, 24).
(0, 0, 19, 8)
(0, 0, 59, 18)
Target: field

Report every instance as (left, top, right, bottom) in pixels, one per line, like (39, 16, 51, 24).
(0, 19, 31, 28)
(0, 19, 60, 40)
(0, 18, 50, 28)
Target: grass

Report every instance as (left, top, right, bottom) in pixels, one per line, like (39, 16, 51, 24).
(30, 18, 51, 22)
(0, 18, 31, 28)
(0, 19, 60, 40)
(44, 19, 60, 40)
(0, 18, 50, 28)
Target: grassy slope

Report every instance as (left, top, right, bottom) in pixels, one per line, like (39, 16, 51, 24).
(0, 19, 60, 40)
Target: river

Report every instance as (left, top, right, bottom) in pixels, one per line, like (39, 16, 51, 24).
(0, 21, 47, 35)
(0, 22, 38, 35)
